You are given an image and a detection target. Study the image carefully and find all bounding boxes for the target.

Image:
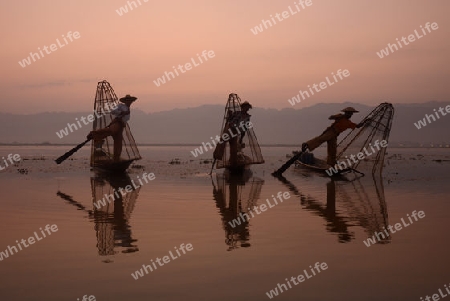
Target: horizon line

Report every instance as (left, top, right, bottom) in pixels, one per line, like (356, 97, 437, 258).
(0, 100, 448, 116)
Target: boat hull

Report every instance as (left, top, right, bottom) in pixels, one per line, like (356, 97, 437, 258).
(295, 157, 353, 176)
(92, 159, 134, 173)
(225, 164, 251, 175)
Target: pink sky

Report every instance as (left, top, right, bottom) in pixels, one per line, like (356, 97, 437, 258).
(0, 0, 449, 114)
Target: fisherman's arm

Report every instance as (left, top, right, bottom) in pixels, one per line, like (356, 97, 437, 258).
(328, 114, 341, 120)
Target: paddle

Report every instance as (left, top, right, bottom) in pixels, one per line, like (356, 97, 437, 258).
(271, 151, 303, 177)
(55, 138, 91, 164)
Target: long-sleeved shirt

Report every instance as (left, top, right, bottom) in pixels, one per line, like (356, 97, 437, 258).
(228, 111, 251, 127)
(330, 114, 356, 133)
(111, 103, 131, 123)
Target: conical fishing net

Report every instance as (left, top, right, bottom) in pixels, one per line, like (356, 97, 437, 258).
(90, 80, 141, 168)
(336, 103, 395, 176)
(214, 94, 264, 170)
(275, 175, 390, 244)
(335, 176, 390, 244)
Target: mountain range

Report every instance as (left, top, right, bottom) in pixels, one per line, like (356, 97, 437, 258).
(0, 102, 449, 146)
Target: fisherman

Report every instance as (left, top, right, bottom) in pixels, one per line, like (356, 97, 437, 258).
(301, 107, 364, 166)
(87, 94, 137, 162)
(227, 101, 252, 166)
(228, 101, 252, 144)
(213, 100, 253, 166)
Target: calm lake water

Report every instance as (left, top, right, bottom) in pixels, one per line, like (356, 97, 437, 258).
(0, 146, 449, 301)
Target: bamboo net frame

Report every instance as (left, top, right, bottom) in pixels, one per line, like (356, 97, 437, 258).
(215, 94, 264, 170)
(90, 80, 141, 168)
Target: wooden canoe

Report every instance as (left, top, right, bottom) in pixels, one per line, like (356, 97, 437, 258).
(294, 155, 356, 176)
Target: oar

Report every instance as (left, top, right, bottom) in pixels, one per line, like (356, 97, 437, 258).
(56, 191, 94, 216)
(272, 172, 302, 197)
(55, 138, 91, 164)
(271, 151, 303, 177)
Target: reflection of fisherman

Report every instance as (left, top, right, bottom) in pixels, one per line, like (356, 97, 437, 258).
(224, 101, 252, 166)
(87, 94, 137, 162)
(212, 173, 253, 251)
(92, 174, 140, 255)
(302, 107, 364, 165)
(56, 173, 140, 256)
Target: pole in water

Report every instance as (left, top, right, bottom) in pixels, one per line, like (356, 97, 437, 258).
(208, 159, 216, 175)
(272, 151, 303, 177)
(55, 138, 91, 164)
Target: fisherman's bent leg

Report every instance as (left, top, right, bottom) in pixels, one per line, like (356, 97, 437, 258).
(89, 127, 114, 142)
(327, 137, 337, 166)
(239, 132, 246, 145)
(305, 128, 336, 151)
(111, 123, 124, 161)
(229, 136, 239, 167)
(113, 136, 123, 161)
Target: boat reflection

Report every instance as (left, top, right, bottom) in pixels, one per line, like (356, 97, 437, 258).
(275, 174, 390, 244)
(57, 171, 141, 260)
(211, 170, 265, 251)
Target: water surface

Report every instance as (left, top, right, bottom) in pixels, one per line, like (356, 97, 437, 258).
(0, 146, 449, 301)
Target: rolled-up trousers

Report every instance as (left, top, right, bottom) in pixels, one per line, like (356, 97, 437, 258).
(213, 124, 240, 166)
(305, 127, 338, 166)
(90, 119, 125, 161)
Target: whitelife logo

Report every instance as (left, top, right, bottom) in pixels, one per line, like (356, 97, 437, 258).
(55, 103, 117, 139)
(116, 0, 149, 16)
(363, 210, 425, 247)
(0, 153, 21, 172)
(413, 105, 450, 130)
(420, 283, 450, 301)
(190, 121, 253, 158)
(325, 139, 388, 176)
(376, 22, 439, 59)
(287, 69, 350, 106)
(153, 50, 215, 87)
(250, 0, 313, 35)
(93, 172, 155, 209)
(76, 295, 96, 301)
(0, 224, 59, 262)
(18, 31, 81, 68)
(131, 243, 193, 280)
(265, 262, 328, 299)
(228, 192, 291, 228)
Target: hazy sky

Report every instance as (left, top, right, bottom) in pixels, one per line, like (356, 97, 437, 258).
(1, 0, 448, 114)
